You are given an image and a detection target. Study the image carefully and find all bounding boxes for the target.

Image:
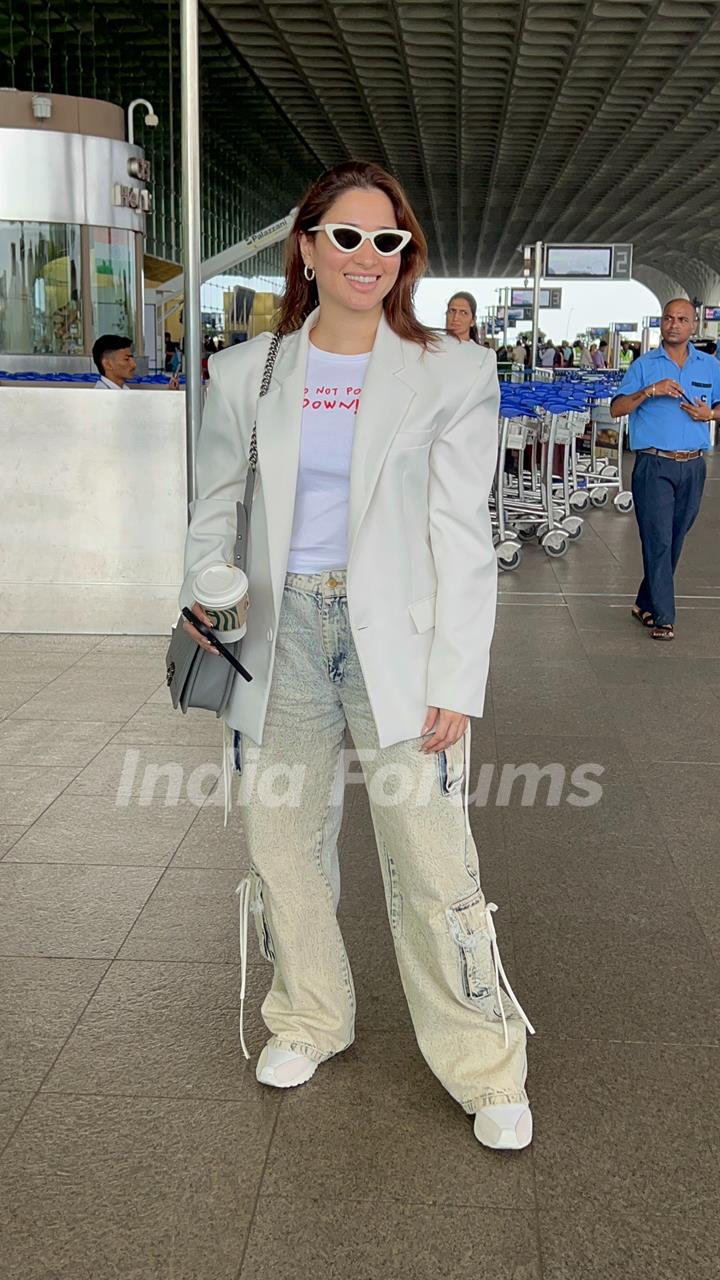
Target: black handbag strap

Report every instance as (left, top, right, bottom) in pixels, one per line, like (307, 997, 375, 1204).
(232, 332, 282, 572)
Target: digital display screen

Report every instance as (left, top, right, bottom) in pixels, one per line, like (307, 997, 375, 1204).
(704, 306, 720, 322)
(511, 288, 554, 308)
(545, 246, 612, 279)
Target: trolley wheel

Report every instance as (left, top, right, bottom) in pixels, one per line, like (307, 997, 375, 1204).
(514, 523, 538, 543)
(576, 459, 591, 473)
(497, 542, 522, 571)
(614, 491, 634, 514)
(601, 464, 619, 480)
(492, 531, 501, 547)
(535, 522, 549, 541)
(595, 460, 608, 474)
(561, 515, 584, 540)
(541, 530, 569, 558)
(569, 489, 590, 512)
(590, 485, 610, 508)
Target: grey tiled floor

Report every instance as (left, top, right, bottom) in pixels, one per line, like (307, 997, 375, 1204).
(1, 459, 720, 1278)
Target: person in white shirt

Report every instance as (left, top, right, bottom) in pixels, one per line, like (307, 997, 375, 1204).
(511, 341, 526, 365)
(182, 160, 532, 1151)
(540, 342, 556, 368)
(92, 335, 136, 389)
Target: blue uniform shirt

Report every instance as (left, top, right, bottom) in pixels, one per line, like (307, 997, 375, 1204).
(612, 343, 720, 451)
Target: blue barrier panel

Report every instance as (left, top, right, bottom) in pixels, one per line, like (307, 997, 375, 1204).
(0, 371, 186, 386)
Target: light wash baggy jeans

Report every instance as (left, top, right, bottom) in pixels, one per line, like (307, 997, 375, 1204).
(237, 570, 529, 1114)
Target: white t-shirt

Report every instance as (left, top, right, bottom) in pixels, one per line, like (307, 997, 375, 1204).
(540, 348, 556, 367)
(287, 344, 370, 574)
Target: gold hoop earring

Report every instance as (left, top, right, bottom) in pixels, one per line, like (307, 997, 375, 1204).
(304, 264, 315, 282)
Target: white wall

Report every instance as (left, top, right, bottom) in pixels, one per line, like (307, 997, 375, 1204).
(0, 388, 187, 634)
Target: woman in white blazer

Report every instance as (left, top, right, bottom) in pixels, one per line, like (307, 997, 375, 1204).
(182, 161, 533, 1150)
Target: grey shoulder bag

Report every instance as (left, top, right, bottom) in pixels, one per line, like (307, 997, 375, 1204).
(165, 333, 282, 716)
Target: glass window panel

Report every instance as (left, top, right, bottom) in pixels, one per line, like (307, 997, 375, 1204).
(0, 221, 83, 355)
(89, 227, 136, 344)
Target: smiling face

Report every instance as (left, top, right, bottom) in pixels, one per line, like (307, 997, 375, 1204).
(300, 187, 403, 318)
(446, 295, 474, 341)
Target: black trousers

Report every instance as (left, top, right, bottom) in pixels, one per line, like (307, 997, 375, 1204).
(631, 451, 706, 625)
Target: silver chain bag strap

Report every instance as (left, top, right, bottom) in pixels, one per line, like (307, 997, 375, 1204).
(165, 333, 282, 715)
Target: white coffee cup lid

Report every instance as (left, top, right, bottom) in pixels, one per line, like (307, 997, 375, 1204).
(193, 563, 248, 608)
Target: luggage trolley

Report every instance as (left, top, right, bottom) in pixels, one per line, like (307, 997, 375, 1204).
(493, 413, 537, 570)
(577, 400, 634, 513)
(546, 408, 586, 542)
(495, 408, 577, 559)
(557, 371, 634, 514)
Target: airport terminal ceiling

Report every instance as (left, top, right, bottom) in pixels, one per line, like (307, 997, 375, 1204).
(3, 0, 720, 298)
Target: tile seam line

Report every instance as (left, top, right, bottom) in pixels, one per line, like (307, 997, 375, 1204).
(3, 652, 197, 862)
(0, 956, 112, 1162)
(232, 1096, 284, 1280)
(598, 718, 720, 973)
(0, 952, 257, 968)
(1, 679, 174, 849)
(0, 1093, 36, 1164)
(500, 591, 720, 599)
(0, 633, 111, 720)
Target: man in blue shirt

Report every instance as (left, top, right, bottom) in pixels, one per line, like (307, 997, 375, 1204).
(611, 299, 719, 640)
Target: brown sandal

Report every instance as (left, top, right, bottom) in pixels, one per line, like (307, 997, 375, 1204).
(631, 606, 655, 627)
(650, 624, 674, 641)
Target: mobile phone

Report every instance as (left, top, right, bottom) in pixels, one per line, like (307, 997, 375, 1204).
(181, 608, 252, 682)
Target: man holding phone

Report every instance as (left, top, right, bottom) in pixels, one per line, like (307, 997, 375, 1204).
(611, 298, 720, 640)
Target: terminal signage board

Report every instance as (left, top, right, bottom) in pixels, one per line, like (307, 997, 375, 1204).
(510, 287, 562, 309)
(647, 317, 661, 328)
(704, 306, 720, 321)
(497, 306, 529, 326)
(613, 323, 638, 332)
(544, 243, 633, 281)
(587, 327, 608, 339)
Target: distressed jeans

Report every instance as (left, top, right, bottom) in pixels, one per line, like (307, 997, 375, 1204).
(237, 571, 528, 1113)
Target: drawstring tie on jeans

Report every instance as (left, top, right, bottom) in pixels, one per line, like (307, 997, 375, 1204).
(235, 875, 251, 1060)
(484, 902, 535, 1048)
(462, 721, 471, 836)
(222, 722, 233, 828)
(462, 725, 535, 1048)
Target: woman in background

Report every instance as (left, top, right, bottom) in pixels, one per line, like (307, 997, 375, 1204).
(446, 291, 480, 344)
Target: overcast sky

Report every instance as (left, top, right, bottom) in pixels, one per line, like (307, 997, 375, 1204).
(202, 274, 662, 341)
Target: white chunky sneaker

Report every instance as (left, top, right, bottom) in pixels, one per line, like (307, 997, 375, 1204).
(256, 1043, 319, 1089)
(474, 1104, 533, 1151)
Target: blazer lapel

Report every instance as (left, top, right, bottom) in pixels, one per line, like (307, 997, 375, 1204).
(255, 311, 315, 611)
(347, 314, 419, 560)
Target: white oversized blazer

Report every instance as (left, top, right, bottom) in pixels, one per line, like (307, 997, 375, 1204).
(180, 309, 499, 749)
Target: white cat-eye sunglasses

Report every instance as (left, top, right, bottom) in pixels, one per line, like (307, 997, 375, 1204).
(308, 223, 413, 256)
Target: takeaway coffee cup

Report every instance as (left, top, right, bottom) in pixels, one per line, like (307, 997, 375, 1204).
(192, 564, 249, 643)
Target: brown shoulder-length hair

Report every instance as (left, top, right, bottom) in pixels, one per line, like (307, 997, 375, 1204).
(275, 160, 438, 348)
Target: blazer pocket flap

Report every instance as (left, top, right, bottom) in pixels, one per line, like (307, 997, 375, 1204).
(408, 593, 437, 634)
